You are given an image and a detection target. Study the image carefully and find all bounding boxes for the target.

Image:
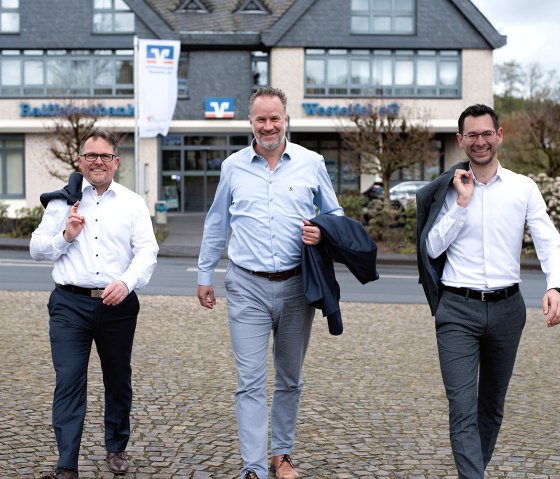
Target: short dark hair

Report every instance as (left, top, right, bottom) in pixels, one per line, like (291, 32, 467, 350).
(458, 104, 499, 134)
(79, 128, 118, 153)
(248, 86, 287, 115)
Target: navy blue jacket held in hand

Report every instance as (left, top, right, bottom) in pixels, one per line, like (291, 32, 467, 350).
(302, 214, 379, 335)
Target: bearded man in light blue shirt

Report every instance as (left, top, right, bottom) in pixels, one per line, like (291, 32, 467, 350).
(197, 86, 343, 479)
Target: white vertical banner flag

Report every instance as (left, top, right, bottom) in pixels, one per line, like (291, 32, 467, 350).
(137, 38, 180, 138)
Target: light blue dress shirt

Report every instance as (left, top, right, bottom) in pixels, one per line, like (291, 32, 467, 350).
(198, 139, 343, 285)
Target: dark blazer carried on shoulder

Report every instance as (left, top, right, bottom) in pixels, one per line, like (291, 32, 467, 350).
(302, 214, 379, 335)
(416, 161, 469, 315)
(40, 171, 83, 208)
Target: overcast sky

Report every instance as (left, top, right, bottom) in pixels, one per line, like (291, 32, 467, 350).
(470, 0, 560, 73)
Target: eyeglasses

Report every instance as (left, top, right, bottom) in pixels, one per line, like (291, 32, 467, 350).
(79, 153, 116, 162)
(462, 130, 496, 143)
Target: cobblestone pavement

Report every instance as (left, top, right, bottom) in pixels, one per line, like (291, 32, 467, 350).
(1, 290, 559, 479)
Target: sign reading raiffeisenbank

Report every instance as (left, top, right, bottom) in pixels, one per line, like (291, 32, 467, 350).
(20, 103, 135, 117)
(302, 102, 400, 117)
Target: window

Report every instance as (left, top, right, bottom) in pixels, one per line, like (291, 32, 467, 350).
(351, 0, 415, 34)
(0, 0, 18, 33)
(305, 49, 460, 98)
(161, 134, 251, 212)
(175, 0, 208, 13)
(251, 51, 268, 91)
(0, 136, 24, 198)
(236, 0, 270, 14)
(93, 0, 134, 33)
(177, 52, 189, 98)
(0, 49, 134, 97)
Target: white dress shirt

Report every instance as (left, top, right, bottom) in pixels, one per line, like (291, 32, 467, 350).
(30, 178, 159, 292)
(426, 164, 560, 290)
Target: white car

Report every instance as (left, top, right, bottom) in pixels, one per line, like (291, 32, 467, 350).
(389, 181, 430, 208)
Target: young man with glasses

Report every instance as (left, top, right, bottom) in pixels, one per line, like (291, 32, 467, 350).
(31, 129, 159, 479)
(416, 104, 560, 478)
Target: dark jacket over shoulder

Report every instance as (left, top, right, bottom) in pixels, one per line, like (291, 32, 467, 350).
(302, 214, 379, 335)
(416, 161, 469, 315)
(40, 172, 83, 208)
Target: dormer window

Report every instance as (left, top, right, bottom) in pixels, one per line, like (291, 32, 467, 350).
(236, 0, 270, 14)
(0, 0, 19, 33)
(176, 0, 209, 13)
(93, 0, 135, 33)
(351, 0, 415, 34)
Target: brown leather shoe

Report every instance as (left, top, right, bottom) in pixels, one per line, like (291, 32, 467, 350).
(270, 454, 299, 479)
(40, 468, 78, 479)
(106, 452, 129, 474)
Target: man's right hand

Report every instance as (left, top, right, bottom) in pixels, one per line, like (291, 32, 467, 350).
(453, 169, 474, 208)
(63, 201, 85, 242)
(197, 284, 217, 309)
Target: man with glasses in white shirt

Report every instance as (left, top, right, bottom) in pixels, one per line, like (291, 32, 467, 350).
(416, 104, 560, 479)
(31, 129, 159, 479)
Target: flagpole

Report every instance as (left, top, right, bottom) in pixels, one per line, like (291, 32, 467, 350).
(133, 35, 140, 196)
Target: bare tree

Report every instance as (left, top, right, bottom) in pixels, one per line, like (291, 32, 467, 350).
(496, 62, 560, 177)
(46, 101, 101, 181)
(339, 103, 436, 203)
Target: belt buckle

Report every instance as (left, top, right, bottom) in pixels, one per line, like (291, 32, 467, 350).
(480, 290, 494, 302)
(91, 289, 104, 299)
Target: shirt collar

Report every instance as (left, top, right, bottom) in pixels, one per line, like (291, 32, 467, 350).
(249, 137, 291, 163)
(82, 177, 117, 195)
(470, 161, 503, 186)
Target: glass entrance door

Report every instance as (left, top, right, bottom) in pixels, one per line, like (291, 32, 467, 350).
(161, 134, 251, 212)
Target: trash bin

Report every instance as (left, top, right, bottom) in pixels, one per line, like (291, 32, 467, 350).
(155, 201, 168, 225)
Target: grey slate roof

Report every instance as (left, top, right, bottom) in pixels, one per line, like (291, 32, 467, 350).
(138, 0, 505, 50)
(144, 0, 296, 36)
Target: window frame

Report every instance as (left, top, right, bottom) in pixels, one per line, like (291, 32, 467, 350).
(0, 135, 25, 199)
(0, 0, 19, 34)
(304, 48, 461, 98)
(92, 0, 135, 34)
(351, 0, 416, 35)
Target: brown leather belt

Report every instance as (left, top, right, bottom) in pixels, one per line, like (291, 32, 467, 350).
(235, 264, 302, 281)
(444, 284, 519, 302)
(56, 283, 105, 298)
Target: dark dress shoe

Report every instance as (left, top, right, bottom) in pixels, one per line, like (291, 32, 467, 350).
(106, 452, 129, 474)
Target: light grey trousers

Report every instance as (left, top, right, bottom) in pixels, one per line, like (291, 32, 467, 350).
(225, 261, 315, 479)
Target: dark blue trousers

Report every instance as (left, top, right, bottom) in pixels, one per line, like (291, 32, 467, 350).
(47, 287, 139, 473)
(435, 289, 525, 479)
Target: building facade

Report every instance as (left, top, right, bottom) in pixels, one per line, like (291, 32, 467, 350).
(0, 0, 505, 215)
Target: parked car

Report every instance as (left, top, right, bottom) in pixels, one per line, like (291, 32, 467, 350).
(362, 182, 384, 202)
(389, 180, 430, 208)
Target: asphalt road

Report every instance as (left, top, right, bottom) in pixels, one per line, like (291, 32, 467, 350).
(0, 249, 548, 307)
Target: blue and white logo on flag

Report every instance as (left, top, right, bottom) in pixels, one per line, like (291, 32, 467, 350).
(137, 39, 181, 138)
(145, 44, 175, 65)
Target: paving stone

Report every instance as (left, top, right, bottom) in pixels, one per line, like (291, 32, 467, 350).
(1, 291, 559, 478)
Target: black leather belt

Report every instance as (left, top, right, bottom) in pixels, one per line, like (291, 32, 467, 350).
(235, 264, 302, 281)
(56, 283, 105, 298)
(444, 284, 519, 302)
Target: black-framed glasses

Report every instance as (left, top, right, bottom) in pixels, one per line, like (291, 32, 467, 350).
(79, 153, 116, 162)
(462, 130, 496, 143)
